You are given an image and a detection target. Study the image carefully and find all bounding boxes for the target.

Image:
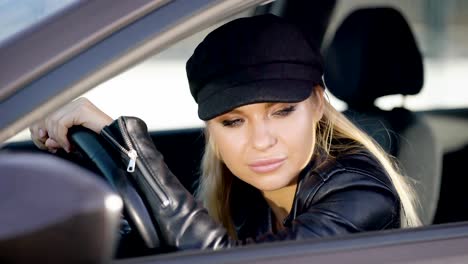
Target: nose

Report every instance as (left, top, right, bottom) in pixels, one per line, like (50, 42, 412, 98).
(250, 120, 277, 151)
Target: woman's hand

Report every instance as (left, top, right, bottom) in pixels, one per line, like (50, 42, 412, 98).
(29, 98, 113, 153)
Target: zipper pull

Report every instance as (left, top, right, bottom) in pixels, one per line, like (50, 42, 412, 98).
(127, 149, 138, 172)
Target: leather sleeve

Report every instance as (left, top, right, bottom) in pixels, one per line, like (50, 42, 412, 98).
(277, 176, 400, 240)
(101, 116, 400, 250)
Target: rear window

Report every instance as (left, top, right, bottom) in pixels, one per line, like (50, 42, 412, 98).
(324, 0, 468, 111)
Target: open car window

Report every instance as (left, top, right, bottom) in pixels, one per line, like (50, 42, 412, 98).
(82, 11, 253, 132)
(2, 1, 261, 142)
(4, 10, 254, 142)
(2, 0, 468, 263)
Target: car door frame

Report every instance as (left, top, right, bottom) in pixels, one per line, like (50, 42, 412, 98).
(116, 222, 468, 264)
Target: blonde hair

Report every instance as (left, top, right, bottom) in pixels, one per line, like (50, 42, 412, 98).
(196, 89, 422, 238)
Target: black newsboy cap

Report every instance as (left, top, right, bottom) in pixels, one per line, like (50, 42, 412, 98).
(186, 14, 324, 120)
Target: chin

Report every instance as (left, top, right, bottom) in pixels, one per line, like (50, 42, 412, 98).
(250, 173, 297, 192)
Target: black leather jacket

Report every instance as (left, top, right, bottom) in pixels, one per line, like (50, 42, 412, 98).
(101, 116, 400, 251)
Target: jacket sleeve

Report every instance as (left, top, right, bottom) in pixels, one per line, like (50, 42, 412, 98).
(100, 116, 400, 250)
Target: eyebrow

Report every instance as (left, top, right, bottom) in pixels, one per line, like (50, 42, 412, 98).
(265, 102, 278, 108)
(225, 102, 281, 115)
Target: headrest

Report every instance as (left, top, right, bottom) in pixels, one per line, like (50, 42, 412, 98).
(324, 7, 423, 107)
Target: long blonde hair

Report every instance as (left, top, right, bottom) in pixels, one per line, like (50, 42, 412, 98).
(196, 89, 422, 238)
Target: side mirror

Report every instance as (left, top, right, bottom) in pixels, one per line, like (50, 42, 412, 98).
(0, 152, 122, 263)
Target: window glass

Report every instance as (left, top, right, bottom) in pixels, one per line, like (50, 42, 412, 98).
(0, 0, 79, 45)
(324, 0, 468, 111)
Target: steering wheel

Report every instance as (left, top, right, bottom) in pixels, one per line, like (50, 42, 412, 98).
(68, 126, 160, 249)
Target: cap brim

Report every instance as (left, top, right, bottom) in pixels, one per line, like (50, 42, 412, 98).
(198, 79, 317, 120)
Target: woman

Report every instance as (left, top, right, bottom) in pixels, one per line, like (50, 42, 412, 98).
(30, 14, 421, 250)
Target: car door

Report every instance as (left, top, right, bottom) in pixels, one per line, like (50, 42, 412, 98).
(2, 0, 468, 263)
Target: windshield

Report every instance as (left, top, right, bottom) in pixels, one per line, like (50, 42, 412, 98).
(0, 0, 79, 45)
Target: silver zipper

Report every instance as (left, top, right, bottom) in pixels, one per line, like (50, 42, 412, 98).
(101, 128, 138, 173)
(118, 118, 140, 173)
(126, 149, 137, 172)
(115, 118, 170, 208)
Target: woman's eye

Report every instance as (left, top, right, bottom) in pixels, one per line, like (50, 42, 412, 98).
(273, 105, 297, 117)
(222, 118, 244, 127)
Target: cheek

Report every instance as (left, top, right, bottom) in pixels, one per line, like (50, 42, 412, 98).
(274, 110, 317, 167)
(294, 122, 316, 167)
(210, 128, 246, 173)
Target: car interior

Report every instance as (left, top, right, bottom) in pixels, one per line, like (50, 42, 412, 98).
(323, 6, 442, 226)
(1, 0, 468, 262)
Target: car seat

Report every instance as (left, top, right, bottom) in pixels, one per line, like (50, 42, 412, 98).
(323, 7, 442, 225)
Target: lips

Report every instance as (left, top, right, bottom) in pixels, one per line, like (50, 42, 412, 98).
(248, 157, 286, 173)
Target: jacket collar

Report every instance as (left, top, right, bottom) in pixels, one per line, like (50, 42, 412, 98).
(282, 153, 328, 227)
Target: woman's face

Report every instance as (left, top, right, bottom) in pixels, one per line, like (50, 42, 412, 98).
(207, 87, 324, 191)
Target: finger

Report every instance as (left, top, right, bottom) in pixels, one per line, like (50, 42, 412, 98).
(45, 138, 61, 148)
(29, 122, 48, 142)
(29, 123, 49, 150)
(39, 128, 46, 138)
(45, 138, 60, 153)
(55, 113, 78, 153)
(31, 137, 48, 150)
(45, 110, 69, 151)
(35, 128, 48, 145)
(54, 99, 97, 151)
